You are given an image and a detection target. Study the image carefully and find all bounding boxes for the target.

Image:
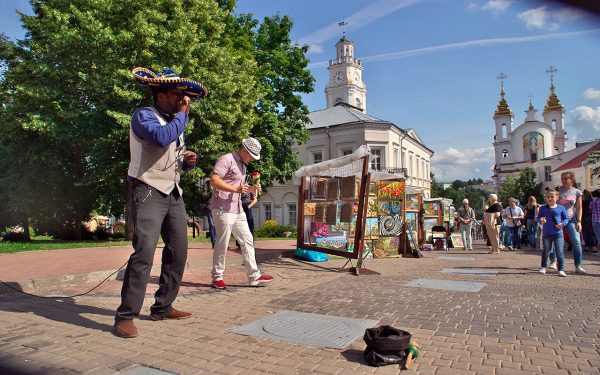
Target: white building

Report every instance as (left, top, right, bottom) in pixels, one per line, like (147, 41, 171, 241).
(492, 71, 600, 192)
(254, 36, 434, 228)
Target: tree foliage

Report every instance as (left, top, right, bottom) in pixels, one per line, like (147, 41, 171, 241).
(0, 0, 314, 238)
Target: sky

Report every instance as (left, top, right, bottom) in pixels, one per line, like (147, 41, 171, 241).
(2, 0, 600, 182)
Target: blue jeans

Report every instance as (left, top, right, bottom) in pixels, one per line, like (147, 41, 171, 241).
(542, 233, 565, 271)
(508, 225, 520, 247)
(526, 219, 538, 248)
(549, 219, 582, 267)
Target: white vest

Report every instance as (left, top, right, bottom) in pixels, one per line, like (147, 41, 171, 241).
(127, 107, 184, 195)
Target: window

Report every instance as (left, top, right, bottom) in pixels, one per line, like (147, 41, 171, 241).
(286, 203, 297, 226)
(370, 148, 382, 170)
(312, 151, 323, 164)
(501, 124, 508, 139)
(409, 155, 413, 177)
(393, 149, 399, 168)
(422, 160, 425, 179)
(544, 166, 552, 182)
(263, 203, 272, 221)
(416, 157, 420, 178)
(340, 148, 353, 156)
(552, 119, 557, 131)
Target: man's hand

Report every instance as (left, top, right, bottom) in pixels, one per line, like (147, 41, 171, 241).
(183, 150, 197, 165)
(178, 95, 191, 115)
(576, 222, 582, 232)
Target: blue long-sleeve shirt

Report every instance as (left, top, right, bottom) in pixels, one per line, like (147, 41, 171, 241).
(536, 204, 569, 235)
(131, 105, 196, 170)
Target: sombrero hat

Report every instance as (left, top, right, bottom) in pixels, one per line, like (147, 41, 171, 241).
(132, 67, 209, 99)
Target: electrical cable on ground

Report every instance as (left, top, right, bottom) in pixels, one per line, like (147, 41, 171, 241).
(0, 260, 129, 299)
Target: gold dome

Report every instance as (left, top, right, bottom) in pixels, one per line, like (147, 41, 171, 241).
(495, 89, 512, 116)
(545, 81, 563, 111)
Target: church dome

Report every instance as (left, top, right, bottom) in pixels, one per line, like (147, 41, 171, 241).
(495, 89, 512, 116)
(544, 81, 563, 111)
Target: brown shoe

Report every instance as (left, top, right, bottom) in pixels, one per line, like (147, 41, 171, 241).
(149, 308, 192, 321)
(114, 320, 138, 338)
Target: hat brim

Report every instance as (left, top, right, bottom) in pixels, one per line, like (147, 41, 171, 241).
(132, 67, 209, 98)
(243, 145, 260, 160)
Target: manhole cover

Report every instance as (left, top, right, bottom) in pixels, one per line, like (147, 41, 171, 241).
(442, 268, 498, 276)
(229, 310, 377, 349)
(437, 256, 475, 261)
(405, 278, 486, 292)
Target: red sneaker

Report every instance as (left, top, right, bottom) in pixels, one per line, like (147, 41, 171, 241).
(249, 275, 273, 286)
(211, 280, 227, 289)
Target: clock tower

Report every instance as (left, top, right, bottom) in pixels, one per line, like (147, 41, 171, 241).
(325, 35, 367, 112)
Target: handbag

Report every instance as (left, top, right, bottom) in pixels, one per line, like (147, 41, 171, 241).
(510, 208, 522, 226)
(363, 325, 411, 367)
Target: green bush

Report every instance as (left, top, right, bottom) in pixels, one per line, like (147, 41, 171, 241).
(254, 220, 297, 238)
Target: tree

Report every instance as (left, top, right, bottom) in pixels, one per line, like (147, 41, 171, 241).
(498, 176, 520, 205)
(517, 167, 542, 203)
(0, 0, 314, 238)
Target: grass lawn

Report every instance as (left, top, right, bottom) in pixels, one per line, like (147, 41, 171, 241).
(0, 235, 291, 254)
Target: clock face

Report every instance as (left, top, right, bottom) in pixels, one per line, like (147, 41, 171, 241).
(353, 72, 360, 83)
(334, 72, 344, 84)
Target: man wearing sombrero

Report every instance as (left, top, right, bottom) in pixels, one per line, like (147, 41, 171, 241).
(114, 67, 208, 338)
(209, 138, 274, 289)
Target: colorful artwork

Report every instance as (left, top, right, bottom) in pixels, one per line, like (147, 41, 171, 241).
(450, 234, 464, 248)
(372, 236, 400, 258)
(367, 197, 378, 217)
(377, 180, 405, 200)
(379, 215, 403, 236)
(443, 206, 450, 222)
(405, 212, 418, 232)
(365, 218, 379, 239)
(310, 222, 330, 239)
(304, 202, 316, 216)
(378, 201, 391, 216)
(352, 202, 360, 214)
(423, 202, 439, 216)
(423, 217, 438, 234)
(406, 230, 419, 251)
(405, 193, 420, 211)
(315, 236, 347, 250)
(314, 203, 326, 222)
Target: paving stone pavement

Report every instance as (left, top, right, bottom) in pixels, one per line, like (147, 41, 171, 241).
(0, 241, 599, 375)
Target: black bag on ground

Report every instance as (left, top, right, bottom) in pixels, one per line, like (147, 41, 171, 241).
(363, 325, 411, 367)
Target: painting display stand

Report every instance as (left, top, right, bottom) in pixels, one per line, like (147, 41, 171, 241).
(296, 150, 379, 276)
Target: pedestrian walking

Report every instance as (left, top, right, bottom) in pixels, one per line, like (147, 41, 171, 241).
(114, 67, 208, 338)
(457, 199, 476, 251)
(524, 196, 540, 249)
(483, 194, 502, 254)
(502, 197, 524, 250)
(551, 171, 587, 274)
(210, 138, 273, 289)
(537, 190, 568, 277)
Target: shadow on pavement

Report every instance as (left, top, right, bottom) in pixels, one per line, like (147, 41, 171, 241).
(0, 282, 114, 333)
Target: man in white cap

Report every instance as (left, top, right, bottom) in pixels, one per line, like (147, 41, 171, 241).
(209, 138, 273, 289)
(457, 198, 476, 251)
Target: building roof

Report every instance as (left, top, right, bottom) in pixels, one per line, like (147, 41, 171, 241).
(553, 140, 600, 173)
(307, 105, 392, 129)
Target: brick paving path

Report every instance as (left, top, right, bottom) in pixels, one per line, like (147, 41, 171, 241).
(0, 240, 599, 374)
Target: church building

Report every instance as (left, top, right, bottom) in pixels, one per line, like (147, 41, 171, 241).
(492, 70, 600, 191)
(254, 36, 434, 228)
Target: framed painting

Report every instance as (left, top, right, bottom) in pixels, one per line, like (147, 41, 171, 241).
(405, 193, 420, 211)
(450, 234, 464, 248)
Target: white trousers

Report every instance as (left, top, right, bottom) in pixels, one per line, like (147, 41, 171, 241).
(211, 208, 261, 282)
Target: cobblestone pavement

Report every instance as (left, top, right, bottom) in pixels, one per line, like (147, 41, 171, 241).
(0, 241, 599, 375)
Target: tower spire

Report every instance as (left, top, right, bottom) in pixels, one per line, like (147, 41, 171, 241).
(495, 72, 512, 116)
(545, 66, 563, 111)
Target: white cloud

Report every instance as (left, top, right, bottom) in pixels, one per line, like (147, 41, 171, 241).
(297, 0, 424, 53)
(307, 28, 600, 67)
(566, 106, 600, 142)
(431, 147, 495, 181)
(583, 88, 600, 101)
(518, 5, 585, 31)
(482, 0, 512, 13)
